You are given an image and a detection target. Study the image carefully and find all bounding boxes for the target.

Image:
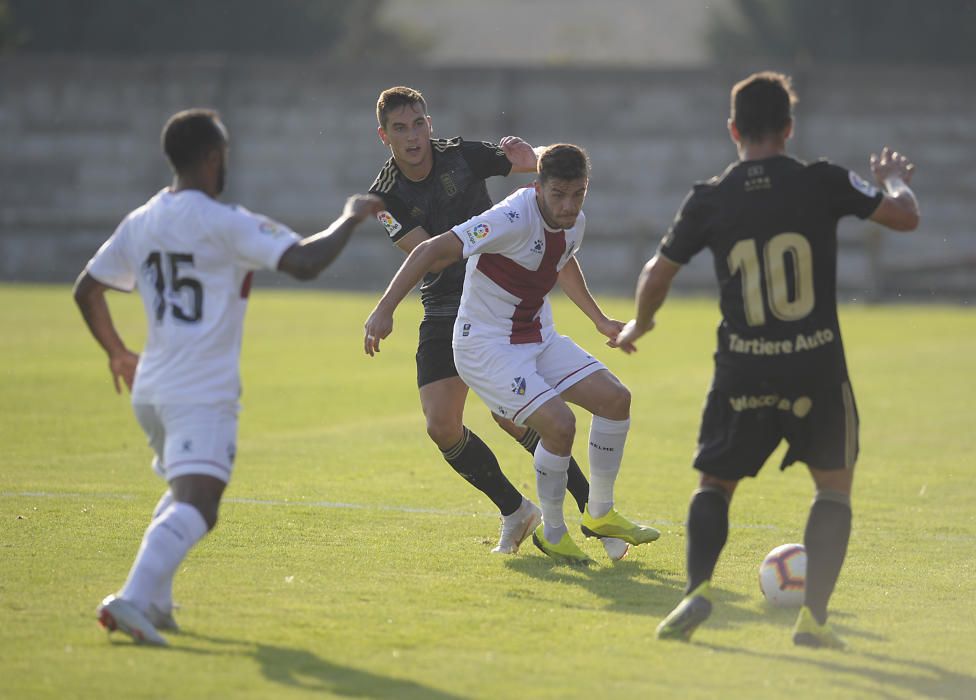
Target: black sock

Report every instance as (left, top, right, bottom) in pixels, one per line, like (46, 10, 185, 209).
(518, 427, 589, 513)
(443, 428, 523, 516)
(686, 488, 730, 595)
(803, 495, 852, 625)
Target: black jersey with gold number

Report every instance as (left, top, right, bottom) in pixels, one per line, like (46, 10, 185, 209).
(370, 137, 513, 319)
(659, 155, 883, 390)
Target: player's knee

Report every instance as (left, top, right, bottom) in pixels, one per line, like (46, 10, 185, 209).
(490, 411, 523, 439)
(699, 474, 738, 499)
(426, 417, 464, 450)
(608, 383, 632, 419)
(591, 376, 631, 420)
(546, 413, 576, 453)
(809, 466, 853, 495)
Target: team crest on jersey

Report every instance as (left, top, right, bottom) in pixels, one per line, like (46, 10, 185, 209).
(462, 323, 471, 337)
(440, 173, 458, 197)
(506, 210, 520, 222)
(377, 211, 402, 238)
(848, 170, 878, 198)
(463, 222, 491, 244)
(511, 376, 527, 395)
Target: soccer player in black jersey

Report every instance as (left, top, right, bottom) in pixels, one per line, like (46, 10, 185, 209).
(616, 72, 919, 648)
(367, 86, 629, 559)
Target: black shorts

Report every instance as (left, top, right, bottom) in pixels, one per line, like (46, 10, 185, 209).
(416, 318, 459, 388)
(693, 379, 859, 480)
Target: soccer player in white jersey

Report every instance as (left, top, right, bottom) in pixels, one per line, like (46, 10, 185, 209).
(364, 144, 660, 564)
(74, 108, 383, 645)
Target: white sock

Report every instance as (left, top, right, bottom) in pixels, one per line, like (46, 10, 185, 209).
(534, 442, 570, 543)
(587, 416, 630, 518)
(504, 497, 530, 521)
(149, 489, 176, 611)
(151, 489, 174, 522)
(119, 502, 208, 612)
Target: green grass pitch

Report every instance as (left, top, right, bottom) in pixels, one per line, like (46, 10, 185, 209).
(1, 283, 973, 699)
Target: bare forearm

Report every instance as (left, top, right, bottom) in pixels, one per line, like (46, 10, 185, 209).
(633, 262, 673, 329)
(558, 262, 606, 325)
(882, 176, 919, 217)
(280, 215, 359, 280)
(377, 243, 443, 312)
(73, 275, 127, 357)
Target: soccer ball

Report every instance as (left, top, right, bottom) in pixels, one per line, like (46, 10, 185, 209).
(758, 543, 806, 607)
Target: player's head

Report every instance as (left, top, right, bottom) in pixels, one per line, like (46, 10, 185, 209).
(729, 71, 797, 144)
(376, 86, 432, 172)
(535, 144, 590, 230)
(161, 108, 229, 194)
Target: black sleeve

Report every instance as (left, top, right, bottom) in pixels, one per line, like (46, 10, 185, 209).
(658, 186, 712, 265)
(373, 192, 423, 244)
(814, 161, 884, 220)
(460, 139, 513, 179)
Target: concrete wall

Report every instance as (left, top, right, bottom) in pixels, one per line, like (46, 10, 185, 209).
(1, 57, 973, 298)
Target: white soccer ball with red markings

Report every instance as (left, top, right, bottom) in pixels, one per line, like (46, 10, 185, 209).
(759, 543, 806, 607)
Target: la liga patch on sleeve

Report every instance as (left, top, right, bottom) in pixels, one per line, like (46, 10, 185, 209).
(463, 222, 491, 245)
(377, 211, 402, 238)
(848, 170, 878, 198)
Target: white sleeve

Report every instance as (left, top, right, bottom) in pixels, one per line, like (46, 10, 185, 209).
(452, 197, 529, 258)
(219, 205, 301, 271)
(570, 211, 585, 256)
(86, 219, 136, 291)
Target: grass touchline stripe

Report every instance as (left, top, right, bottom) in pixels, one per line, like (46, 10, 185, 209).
(0, 490, 775, 530)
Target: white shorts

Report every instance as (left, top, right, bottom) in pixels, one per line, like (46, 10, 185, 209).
(454, 333, 606, 426)
(133, 402, 239, 483)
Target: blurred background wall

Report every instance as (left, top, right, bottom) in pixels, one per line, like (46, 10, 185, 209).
(1, 0, 974, 299)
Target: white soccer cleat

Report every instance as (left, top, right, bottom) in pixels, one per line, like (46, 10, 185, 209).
(602, 537, 630, 561)
(97, 595, 168, 646)
(147, 603, 180, 633)
(492, 499, 543, 554)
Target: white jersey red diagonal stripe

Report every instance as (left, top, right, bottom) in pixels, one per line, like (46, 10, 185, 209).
(452, 187, 584, 346)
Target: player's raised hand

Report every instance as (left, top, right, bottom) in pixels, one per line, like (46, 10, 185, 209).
(363, 307, 394, 357)
(594, 316, 627, 347)
(870, 146, 915, 185)
(499, 136, 538, 171)
(614, 318, 655, 355)
(344, 194, 385, 222)
(109, 348, 139, 394)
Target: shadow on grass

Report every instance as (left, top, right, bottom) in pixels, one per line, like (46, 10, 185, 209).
(501, 551, 857, 641)
(503, 551, 755, 618)
(697, 640, 976, 700)
(169, 632, 467, 699)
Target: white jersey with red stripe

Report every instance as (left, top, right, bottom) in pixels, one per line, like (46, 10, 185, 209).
(451, 187, 584, 347)
(85, 188, 299, 405)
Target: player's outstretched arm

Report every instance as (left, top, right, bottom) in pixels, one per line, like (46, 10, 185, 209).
(868, 146, 920, 232)
(72, 272, 139, 393)
(615, 253, 682, 354)
(557, 257, 626, 347)
(500, 136, 541, 174)
(363, 232, 463, 357)
(278, 194, 384, 280)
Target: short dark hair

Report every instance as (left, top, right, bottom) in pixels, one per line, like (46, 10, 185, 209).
(161, 109, 227, 173)
(376, 86, 427, 129)
(730, 71, 797, 142)
(538, 144, 590, 183)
